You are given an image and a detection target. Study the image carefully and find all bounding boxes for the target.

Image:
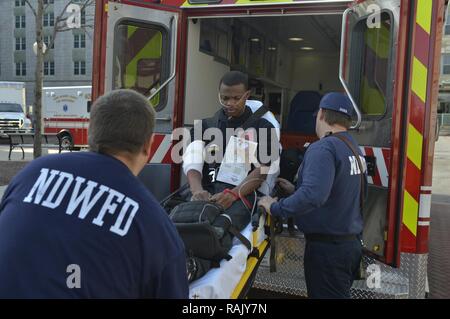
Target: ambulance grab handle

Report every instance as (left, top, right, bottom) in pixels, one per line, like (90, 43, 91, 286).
(148, 15, 178, 102)
(339, 8, 362, 130)
(155, 115, 171, 121)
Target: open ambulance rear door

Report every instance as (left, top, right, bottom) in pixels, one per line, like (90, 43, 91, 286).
(340, 0, 444, 269)
(93, 0, 183, 200)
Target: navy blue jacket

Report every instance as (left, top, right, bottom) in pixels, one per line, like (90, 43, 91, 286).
(0, 152, 188, 298)
(270, 132, 366, 235)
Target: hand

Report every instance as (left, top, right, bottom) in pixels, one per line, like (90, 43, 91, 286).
(258, 196, 278, 215)
(210, 192, 236, 210)
(191, 190, 211, 201)
(276, 178, 295, 195)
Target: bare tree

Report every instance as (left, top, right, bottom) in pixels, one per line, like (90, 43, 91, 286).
(25, 0, 95, 158)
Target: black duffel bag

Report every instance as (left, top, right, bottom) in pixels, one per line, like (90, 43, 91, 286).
(169, 200, 252, 282)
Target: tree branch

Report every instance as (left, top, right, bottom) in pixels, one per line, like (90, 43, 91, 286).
(79, 0, 95, 13)
(44, 0, 77, 56)
(44, 0, 95, 56)
(24, 0, 37, 17)
(59, 0, 75, 22)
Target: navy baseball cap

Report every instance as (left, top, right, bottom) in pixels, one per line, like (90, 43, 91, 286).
(316, 92, 353, 117)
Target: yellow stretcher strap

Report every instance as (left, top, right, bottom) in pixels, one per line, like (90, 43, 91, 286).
(230, 239, 269, 299)
(230, 212, 271, 298)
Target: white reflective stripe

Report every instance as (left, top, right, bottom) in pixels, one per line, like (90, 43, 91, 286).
(419, 193, 432, 219)
(373, 147, 388, 187)
(418, 221, 430, 226)
(420, 186, 433, 192)
(45, 121, 87, 129)
(359, 147, 374, 185)
(150, 134, 172, 163)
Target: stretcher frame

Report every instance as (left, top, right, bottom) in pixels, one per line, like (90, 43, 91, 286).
(160, 184, 272, 299)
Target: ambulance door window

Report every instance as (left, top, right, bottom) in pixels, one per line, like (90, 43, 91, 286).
(348, 12, 393, 118)
(113, 22, 168, 111)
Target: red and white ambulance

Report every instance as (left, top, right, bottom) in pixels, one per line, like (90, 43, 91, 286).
(90, 0, 446, 298)
(43, 86, 91, 148)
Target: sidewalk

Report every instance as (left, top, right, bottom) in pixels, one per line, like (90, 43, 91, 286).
(432, 136, 450, 196)
(0, 185, 6, 199)
(0, 143, 55, 162)
(0, 144, 64, 195)
(428, 136, 450, 298)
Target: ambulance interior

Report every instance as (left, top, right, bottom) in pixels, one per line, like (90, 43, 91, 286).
(112, 10, 394, 283)
(183, 15, 344, 148)
(183, 14, 393, 261)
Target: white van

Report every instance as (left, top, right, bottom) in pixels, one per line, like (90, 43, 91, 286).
(0, 82, 32, 137)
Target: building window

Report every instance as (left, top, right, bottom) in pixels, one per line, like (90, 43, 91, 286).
(74, 34, 86, 48)
(15, 62, 26, 76)
(43, 13, 54, 27)
(15, 0, 26, 7)
(74, 61, 86, 75)
(43, 0, 54, 4)
(443, 54, 450, 75)
(15, 37, 26, 51)
(446, 17, 450, 35)
(81, 10, 86, 26)
(44, 61, 55, 76)
(15, 15, 26, 29)
(43, 36, 54, 49)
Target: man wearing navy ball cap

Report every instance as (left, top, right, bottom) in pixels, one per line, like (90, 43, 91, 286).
(259, 92, 368, 299)
(317, 91, 354, 116)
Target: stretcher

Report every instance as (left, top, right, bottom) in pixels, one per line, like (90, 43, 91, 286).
(160, 186, 272, 299)
(189, 214, 270, 299)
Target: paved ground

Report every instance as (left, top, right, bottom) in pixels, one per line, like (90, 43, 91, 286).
(431, 136, 450, 196)
(0, 161, 29, 186)
(429, 197, 450, 299)
(0, 138, 68, 198)
(428, 136, 450, 299)
(0, 137, 64, 185)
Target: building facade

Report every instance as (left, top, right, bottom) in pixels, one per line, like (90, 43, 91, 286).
(0, 0, 95, 107)
(440, 5, 450, 114)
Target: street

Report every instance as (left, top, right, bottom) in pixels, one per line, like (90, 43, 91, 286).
(429, 136, 450, 298)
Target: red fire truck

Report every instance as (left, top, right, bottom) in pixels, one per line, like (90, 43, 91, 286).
(91, 0, 446, 298)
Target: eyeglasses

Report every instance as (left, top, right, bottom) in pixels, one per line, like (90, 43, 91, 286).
(218, 91, 250, 107)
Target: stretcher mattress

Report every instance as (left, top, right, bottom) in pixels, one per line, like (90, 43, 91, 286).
(189, 215, 267, 299)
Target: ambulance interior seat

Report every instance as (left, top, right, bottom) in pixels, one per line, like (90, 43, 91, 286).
(285, 91, 321, 134)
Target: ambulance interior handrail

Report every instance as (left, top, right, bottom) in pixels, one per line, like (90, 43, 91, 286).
(339, 7, 362, 130)
(148, 15, 178, 102)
